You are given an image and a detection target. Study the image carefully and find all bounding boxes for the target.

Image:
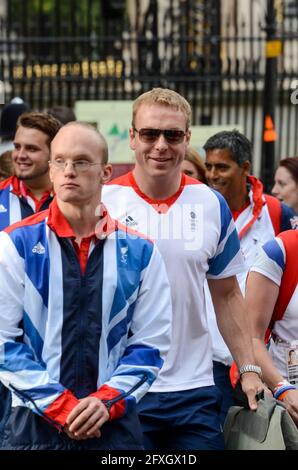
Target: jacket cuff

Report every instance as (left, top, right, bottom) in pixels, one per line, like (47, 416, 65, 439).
(44, 389, 80, 426)
(90, 384, 126, 421)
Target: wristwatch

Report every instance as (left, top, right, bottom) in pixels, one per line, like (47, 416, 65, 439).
(239, 364, 262, 378)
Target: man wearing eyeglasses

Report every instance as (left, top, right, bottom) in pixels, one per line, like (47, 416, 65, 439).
(102, 88, 263, 450)
(0, 122, 172, 450)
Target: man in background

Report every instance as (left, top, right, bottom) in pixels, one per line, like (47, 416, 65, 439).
(0, 112, 61, 230)
(0, 111, 61, 437)
(204, 129, 296, 423)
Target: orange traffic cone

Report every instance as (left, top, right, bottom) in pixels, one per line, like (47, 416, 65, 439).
(263, 115, 277, 142)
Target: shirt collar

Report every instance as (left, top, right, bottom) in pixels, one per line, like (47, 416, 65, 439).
(129, 171, 186, 213)
(47, 197, 117, 239)
(11, 175, 54, 200)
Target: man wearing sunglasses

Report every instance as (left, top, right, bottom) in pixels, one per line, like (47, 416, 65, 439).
(0, 122, 172, 450)
(102, 88, 263, 451)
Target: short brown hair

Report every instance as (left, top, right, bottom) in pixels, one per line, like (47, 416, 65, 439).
(16, 112, 62, 148)
(132, 88, 192, 129)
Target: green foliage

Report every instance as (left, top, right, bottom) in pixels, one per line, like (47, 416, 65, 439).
(8, 0, 103, 35)
(10, 0, 91, 16)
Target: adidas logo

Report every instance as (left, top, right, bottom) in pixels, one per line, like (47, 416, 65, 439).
(0, 204, 7, 213)
(32, 242, 46, 254)
(124, 215, 137, 227)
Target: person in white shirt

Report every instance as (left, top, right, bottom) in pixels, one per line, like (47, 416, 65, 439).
(246, 230, 298, 425)
(102, 87, 263, 450)
(204, 130, 296, 424)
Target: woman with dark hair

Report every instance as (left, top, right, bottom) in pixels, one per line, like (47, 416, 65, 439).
(181, 147, 207, 182)
(272, 157, 298, 214)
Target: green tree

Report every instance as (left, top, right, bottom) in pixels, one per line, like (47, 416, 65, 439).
(8, 0, 103, 36)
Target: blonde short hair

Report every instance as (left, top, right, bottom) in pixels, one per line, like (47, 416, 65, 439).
(132, 88, 192, 129)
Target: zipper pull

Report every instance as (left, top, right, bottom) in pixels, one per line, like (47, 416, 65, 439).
(102, 399, 112, 418)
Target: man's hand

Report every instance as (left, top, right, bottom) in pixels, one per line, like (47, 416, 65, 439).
(240, 372, 264, 410)
(65, 396, 109, 440)
(281, 389, 298, 425)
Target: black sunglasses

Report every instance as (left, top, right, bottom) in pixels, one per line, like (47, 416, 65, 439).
(133, 127, 187, 144)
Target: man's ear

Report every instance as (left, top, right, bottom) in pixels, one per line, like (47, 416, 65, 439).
(101, 164, 113, 184)
(129, 127, 136, 151)
(49, 163, 54, 183)
(242, 160, 251, 176)
(186, 129, 191, 145)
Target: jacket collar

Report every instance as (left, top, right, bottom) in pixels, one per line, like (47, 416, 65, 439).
(10, 175, 54, 200)
(47, 197, 117, 239)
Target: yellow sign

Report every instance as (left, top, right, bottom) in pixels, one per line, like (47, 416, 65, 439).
(266, 40, 282, 58)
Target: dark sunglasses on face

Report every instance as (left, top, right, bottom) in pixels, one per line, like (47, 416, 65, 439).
(133, 127, 187, 144)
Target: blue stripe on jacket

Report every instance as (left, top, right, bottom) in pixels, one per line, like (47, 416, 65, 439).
(108, 230, 153, 323)
(0, 186, 11, 230)
(9, 222, 50, 308)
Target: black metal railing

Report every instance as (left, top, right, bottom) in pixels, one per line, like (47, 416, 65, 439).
(0, 0, 298, 174)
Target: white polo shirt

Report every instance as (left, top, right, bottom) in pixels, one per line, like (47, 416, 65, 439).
(103, 172, 244, 392)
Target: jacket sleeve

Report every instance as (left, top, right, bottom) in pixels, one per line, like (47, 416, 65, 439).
(280, 203, 297, 231)
(0, 232, 79, 428)
(91, 242, 172, 420)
